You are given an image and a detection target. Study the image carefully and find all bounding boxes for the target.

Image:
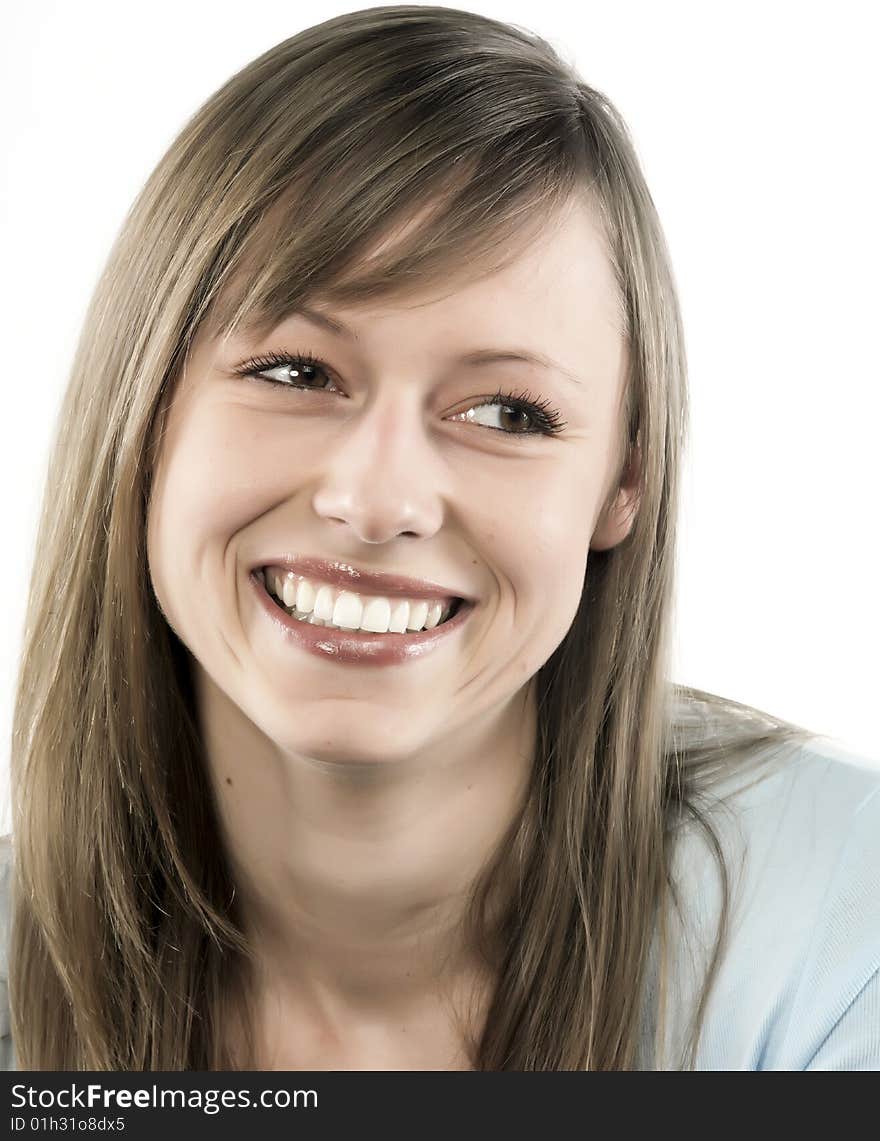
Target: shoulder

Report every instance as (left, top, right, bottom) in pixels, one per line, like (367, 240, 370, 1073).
(646, 738, 880, 1070)
(0, 835, 16, 1070)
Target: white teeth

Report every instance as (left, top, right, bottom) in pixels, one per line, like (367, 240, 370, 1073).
(295, 578, 317, 614)
(424, 601, 443, 629)
(281, 574, 298, 608)
(332, 591, 364, 630)
(313, 584, 336, 622)
(361, 596, 392, 633)
(406, 601, 429, 631)
(388, 598, 410, 633)
(262, 569, 459, 633)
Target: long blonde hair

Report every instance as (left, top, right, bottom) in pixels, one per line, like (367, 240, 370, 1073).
(8, 5, 814, 1068)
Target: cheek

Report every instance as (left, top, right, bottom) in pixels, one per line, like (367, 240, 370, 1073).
(496, 484, 592, 685)
(472, 458, 596, 630)
(146, 405, 282, 623)
(523, 517, 590, 655)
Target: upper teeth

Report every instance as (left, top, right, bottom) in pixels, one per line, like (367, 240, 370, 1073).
(261, 569, 456, 633)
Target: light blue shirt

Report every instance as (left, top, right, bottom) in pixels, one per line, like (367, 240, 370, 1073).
(1, 738, 878, 1070)
(635, 738, 880, 1069)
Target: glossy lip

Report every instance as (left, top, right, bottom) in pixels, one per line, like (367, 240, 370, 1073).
(251, 555, 477, 604)
(250, 571, 476, 666)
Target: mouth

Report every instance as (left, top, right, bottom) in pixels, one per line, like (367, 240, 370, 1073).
(250, 567, 475, 666)
(256, 566, 464, 633)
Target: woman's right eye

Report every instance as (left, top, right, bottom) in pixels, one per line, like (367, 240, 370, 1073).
(234, 350, 336, 391)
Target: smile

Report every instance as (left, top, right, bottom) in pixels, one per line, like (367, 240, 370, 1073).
(259, 567, 461, 632)
(251, 569, 475, 666)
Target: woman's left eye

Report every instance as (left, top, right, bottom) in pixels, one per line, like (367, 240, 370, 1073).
(232, 350, 567, 438)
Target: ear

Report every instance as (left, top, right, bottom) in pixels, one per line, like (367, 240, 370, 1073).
(590, 442, 643, 552)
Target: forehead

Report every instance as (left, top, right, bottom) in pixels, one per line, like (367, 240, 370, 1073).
(388, 198, 623, 335)
(325, 218, 621, 383)
(210, 194, 623, 355)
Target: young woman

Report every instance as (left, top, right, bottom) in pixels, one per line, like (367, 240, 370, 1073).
(2, 5, 878, 1071)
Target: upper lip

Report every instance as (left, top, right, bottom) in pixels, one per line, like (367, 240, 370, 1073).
(252, 556, 477, 603)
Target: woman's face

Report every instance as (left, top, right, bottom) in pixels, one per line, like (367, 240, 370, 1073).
(147, 199, 637, 764)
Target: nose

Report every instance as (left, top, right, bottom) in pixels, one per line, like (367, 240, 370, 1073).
(311, 387, 447, 544)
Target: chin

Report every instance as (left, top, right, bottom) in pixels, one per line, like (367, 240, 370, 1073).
(262, 704, 434, 767)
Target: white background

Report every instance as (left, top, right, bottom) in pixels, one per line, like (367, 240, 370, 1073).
(1, 1, 878, 831)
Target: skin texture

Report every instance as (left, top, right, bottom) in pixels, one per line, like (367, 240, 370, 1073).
(146, 198, 640, 1068)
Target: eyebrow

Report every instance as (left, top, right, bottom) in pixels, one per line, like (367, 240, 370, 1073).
(289, 304, 584, 389)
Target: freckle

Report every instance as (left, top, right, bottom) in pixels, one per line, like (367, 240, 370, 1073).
(225, 777, 233, 786)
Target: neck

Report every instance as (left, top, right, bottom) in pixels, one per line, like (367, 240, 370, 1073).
(195, 667, 536, 1060)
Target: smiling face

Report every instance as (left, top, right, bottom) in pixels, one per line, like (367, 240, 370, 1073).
(146, 196, 639, 765)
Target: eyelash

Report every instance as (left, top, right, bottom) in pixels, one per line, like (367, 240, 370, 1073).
(232, 348, 568, 438)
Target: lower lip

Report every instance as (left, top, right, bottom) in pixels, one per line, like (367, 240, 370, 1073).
(250, 571, 475, 666)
